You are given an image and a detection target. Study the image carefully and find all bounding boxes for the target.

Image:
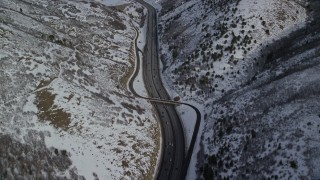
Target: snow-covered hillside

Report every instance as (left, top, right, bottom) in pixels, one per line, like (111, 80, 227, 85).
(199, 20, 320, 178)
(159, 0, 307, 104)
(149, 0, 320, 179)
(0, 0, 159, 179)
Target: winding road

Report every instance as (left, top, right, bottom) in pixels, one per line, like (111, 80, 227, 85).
(128, 1, 202, 180)
(126, 0, 320, 179)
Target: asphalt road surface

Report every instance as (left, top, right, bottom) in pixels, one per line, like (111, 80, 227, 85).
(132, 1, 185, 178)
(130, 0, 320, 179)
(130, 1, 201, 179)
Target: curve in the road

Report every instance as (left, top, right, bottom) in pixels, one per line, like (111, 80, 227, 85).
(128, 6, 201, 179)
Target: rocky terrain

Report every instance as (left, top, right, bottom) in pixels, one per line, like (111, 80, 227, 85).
(0, 0, 159, 179)
(153, 0, 320, 179)
(199, 18, 320, 179)
(1, 0, 320, 179)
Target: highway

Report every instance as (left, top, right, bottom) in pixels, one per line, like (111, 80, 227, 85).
(127, 0, 320, 179)
(128, 1, 201, 179)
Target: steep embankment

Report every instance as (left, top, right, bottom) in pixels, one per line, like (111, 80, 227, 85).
(0, 0, 159, 179)
(199, 17, 320, 179)
(155, 0, 319, 178)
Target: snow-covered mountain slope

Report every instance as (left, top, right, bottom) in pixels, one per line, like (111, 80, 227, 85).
(0, 0, 158, 179)
(151, 0, 320, 178)
(159, 0, 307, 103)
(199, 20, 320, 179)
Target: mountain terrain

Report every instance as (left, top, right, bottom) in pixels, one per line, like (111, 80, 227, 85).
(0, 0, 159, 179)
(1, 0, 320, 179)
(154, 0, 320, 179)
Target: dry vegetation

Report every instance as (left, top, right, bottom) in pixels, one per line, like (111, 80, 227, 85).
(35, 79, 71, 130)
(0, 133, 84, 179)
(120, 42, 136, 89)
(36, 89, 71, 130)
(0, 0, 159, 178)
